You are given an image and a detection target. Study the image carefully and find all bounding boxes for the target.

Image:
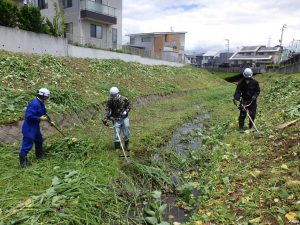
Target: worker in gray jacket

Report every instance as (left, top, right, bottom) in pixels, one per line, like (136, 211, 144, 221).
(102, 87, 131, 151)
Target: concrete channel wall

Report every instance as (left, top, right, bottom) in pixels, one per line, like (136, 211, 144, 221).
(0, 93, 187, 144)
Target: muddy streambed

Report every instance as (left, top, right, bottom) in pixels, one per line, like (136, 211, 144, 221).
(161, 113, 209, 223)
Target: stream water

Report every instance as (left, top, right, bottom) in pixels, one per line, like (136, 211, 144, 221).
(162, 113, 210, 223)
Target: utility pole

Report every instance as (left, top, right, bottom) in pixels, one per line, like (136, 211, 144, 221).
(279, 24, 287, 47)
(267, 35, 271, 47)
(224, 39, 229, 63)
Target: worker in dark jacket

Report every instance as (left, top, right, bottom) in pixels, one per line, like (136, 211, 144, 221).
(233, 68, 260, 132)
(19, 88, 53, 168)
(102, 87, 131, 151)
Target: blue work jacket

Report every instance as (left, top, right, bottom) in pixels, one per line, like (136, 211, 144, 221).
(22, 98, 49, 140)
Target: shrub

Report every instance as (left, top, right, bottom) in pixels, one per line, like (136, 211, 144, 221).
(0, 0, 19, 27)
(18, 5, 48, 33)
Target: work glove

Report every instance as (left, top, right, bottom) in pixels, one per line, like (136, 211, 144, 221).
(50, 121, 56, 126)
(240, 106, 246, 111)
(121, 111, 127, 118)
(40, 115, 48, 121)
(102, 119, 109, 127)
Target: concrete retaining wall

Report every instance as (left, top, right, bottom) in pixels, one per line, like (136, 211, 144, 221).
(67, 45, 183, 67)
(0, 26, 183, 67)
(0, 26, 68, 56)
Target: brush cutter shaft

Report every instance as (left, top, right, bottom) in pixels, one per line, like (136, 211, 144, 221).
(235, 101, 261, 135)
(114, 126, 128, 161)
(245, 109, 260, 135)
(48, 121, 66, 137)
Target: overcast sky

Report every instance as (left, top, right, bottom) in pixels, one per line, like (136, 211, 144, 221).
(122, 0, 300, 52)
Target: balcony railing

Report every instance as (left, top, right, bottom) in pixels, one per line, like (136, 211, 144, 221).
(80, 0, 116, 18)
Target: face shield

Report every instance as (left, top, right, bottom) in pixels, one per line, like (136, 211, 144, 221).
(110, 93, 119, 100)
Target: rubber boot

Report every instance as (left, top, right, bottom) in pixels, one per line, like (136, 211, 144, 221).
(125, 140, 130, 151)
(35, 148, 43, 159)
(114, 142, 121, 151)
(249, 122, 253, 130)
(239, 122, 245, 133)
(249, 120, 256, 132)
(19, 154, 28, 168)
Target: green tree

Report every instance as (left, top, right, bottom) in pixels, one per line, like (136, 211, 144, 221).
(18, 5, 47, 33)
(0, 0, 19, 27)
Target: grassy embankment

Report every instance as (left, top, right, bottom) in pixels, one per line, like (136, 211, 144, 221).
(0, 50, 229, 224)
(0, 50, 299, 224)
(184, 73, 300, 225)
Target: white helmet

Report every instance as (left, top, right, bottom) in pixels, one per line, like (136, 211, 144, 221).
(243, 68, 253, 78)
(38, 88, 50, 98)
(109, 87, 119, 98)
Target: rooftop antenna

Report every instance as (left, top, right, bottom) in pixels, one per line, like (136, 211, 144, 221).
(170, 26, 174, 32)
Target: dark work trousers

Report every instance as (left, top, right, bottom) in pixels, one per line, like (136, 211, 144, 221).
(239, 101, 257, 129)
(19, 133, 43, 158)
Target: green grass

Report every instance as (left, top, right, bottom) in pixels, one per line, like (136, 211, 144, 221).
(0, 50, 299, 224)
(184, 73, 300, 225)
(0, 50, 217, 124)
(0, 88, 231, 224)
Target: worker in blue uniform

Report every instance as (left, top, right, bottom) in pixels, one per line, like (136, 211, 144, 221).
(19, 88, 54, 168)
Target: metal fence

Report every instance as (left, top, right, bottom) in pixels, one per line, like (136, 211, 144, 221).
(268, 62, 300, 74)
(268, 53, 300, 73)
(204, 66, 262, 74)
(66, 33, 118, 50)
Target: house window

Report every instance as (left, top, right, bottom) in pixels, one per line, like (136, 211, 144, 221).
(130, 37, 135, 45)
(38, 0, 48, 9)
(90, 24, 102, 39)
(64, 23, 73, 38)
(63, 0, 72, 8)
(142, 37, 151, 42)
(112, 28, 117, 43)
(65, 23, 73, 34)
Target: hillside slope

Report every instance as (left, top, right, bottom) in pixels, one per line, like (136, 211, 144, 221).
(0, 50, 222, 124)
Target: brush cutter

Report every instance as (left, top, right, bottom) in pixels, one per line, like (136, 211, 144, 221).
(240, 102, 262, 136)
(234, 100, 262, 137)
(102, 118, 130, 161)
(113, 126, 129, 161)
(46, 115, 66, 137)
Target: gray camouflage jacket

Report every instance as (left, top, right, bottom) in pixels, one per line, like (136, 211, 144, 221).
(105, 95, 131, 119)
